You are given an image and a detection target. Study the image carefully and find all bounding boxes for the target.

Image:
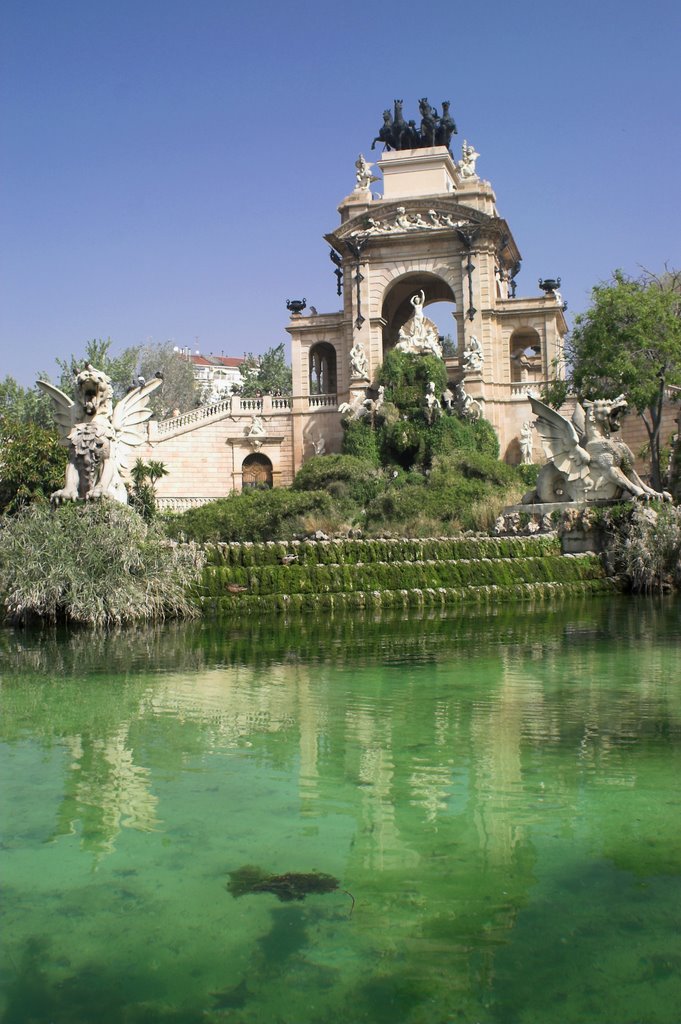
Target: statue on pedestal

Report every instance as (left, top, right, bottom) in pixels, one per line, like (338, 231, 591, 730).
(350, 340, 369, 379)
(523, 394, 672, 503)
(458, 140, 480, 179)
(354, 154, 377, 192)
(519, 421, 534, 465)
(36, 364, 162, 504)
(462, 335, 484, 373)
(395, 292, 443, 358)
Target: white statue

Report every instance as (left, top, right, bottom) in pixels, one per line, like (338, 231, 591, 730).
(523, 394, 672, 504)
(423, 381, 442, 425)
(462, 335, 484, 373)
(519, 421, 534, 465)
(246, 415, 266, 437)
(395, 206, 423, 231)
(350, 340, 369, 378)
(395, 291, 443, 358)
(339, 385, 385, 422)
(458, 140, 480, 179)
(311, 435, 326, 455)
(354, 154, 377, 191)
(36, 364, 162, 504)
(456, 381, 483, 421)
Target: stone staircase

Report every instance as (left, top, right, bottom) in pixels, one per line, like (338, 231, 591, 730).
(200, 535, 617, 615)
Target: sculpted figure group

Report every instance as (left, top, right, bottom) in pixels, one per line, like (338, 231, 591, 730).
(372, 99, 457, 152)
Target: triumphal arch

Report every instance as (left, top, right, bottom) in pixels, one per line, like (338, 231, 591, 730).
(288, 100, 567, 467)
(143, 100, 567, 508)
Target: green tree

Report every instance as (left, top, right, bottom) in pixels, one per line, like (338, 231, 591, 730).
(54, 338, 140, 400)
(136, 342, 199, 419)
(0, 416, 67, 513)
(568, 269, 681, 489)
(0, 376, 53, 428)
(128, 458, 169, 520)
(238, 343, 292, 396)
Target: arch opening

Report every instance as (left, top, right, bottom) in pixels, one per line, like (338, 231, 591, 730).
(381, 273, 457, 357)
(242, 453, 273, 489)
(509, 328, 542, 383)
(309, 342, 337, 395)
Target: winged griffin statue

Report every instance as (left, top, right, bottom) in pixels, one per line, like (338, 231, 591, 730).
(37, 364, 162, 504)
(524, 393, 671, 504)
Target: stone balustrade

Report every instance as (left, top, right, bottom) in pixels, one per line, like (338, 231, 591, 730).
(153, 393, 299, 439)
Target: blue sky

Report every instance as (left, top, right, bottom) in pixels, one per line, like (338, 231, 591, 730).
(2, 0, 680, 386)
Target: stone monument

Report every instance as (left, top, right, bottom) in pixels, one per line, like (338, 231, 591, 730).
(37, 364, 162, 504)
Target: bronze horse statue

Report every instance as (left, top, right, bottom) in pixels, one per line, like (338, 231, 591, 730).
(418, 98, 439, 147)
(371, 99, 457, 152)
(371, 109, 394, 150)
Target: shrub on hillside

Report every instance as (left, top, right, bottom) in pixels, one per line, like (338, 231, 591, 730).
(377, 350, 448, 417)
(341, 419, 381, 464)
(168, 489, 333, 543)
(292, 455, 381, 499)
(0, 501, 204, 626)
(602, 504, 681, 592)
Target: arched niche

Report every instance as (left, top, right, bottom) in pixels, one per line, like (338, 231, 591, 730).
(242, 453, 273, 489)
(509, 327, 542, 383)
(309, 342, 337, 395)
(381, 272, 457, 354)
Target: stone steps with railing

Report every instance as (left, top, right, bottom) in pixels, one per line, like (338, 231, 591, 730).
(152, 393, 337, 439)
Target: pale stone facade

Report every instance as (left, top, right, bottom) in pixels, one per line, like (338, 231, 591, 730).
(142, 140, 574, 508)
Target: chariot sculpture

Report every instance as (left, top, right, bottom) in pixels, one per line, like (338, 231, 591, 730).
(371, 99, 457, 153)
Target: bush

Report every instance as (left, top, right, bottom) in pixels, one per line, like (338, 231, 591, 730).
(377, 350, 448, 417)
(292, 454, 382, 505)
(471, 417, 500, 459)
(604, 504, 681, 592)
(0, 417, 67, 514)
(0, 501, 204, 626)
(516, 463, 540, 489)
(341, 419, 381, 464)
(168, 489, 334, 543)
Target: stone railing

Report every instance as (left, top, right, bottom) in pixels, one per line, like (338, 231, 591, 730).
(509, 381, 548, 398)
(155, 397, 234, 436)
(307, 393, 338, 409)
(156, 496, 216, 513)
(154, 392, 336, 438)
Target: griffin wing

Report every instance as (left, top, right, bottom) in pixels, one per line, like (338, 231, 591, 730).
(111, 378, 163, 471)
(528, 395, 590, 481)
(35, 380, 75, 446)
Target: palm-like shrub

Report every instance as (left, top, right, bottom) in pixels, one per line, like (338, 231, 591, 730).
(0, 501, 204, 626)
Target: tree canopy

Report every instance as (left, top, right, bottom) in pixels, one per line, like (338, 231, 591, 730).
(237, 343, 292, 396)
(568, 269, 681, 489)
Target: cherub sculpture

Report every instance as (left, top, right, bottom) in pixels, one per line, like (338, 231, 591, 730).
(37, 363, 162, 504)
(523, 393, 672, 504)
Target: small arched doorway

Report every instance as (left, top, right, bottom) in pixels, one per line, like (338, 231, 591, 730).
(242, 453, 273, 489)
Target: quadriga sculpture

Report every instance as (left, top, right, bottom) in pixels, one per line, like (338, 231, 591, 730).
(37, 364, 162, 504)
(524, 393, 672, 504)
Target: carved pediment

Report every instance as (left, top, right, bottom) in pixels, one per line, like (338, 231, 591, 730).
(333, 200, 489, 244)
(327, 202, 519, 265)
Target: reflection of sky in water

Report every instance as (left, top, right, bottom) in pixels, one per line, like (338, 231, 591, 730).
(2, 596, 681, 1024)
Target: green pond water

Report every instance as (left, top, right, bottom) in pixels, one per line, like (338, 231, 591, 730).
(1, 596, 680, 1024)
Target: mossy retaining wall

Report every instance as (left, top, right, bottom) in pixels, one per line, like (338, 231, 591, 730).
(200, 536, 617, 615)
